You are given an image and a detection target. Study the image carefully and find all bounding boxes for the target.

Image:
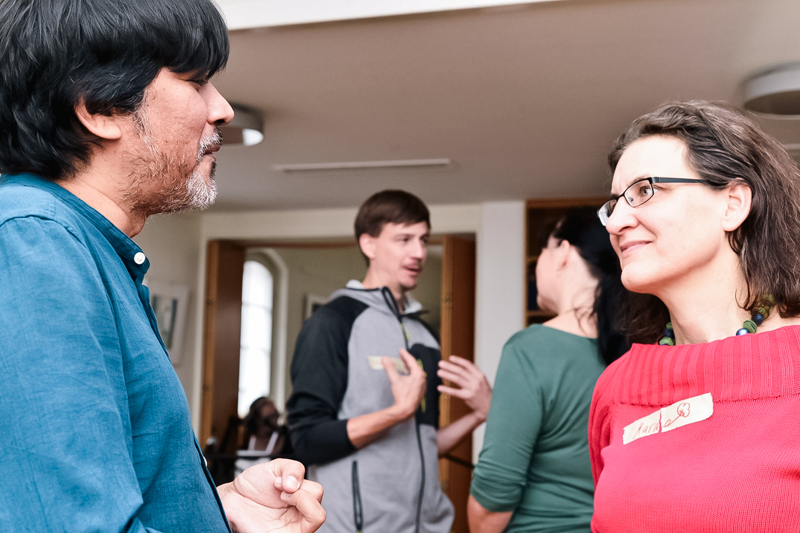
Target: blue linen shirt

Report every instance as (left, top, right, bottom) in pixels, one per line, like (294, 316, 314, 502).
(0, 174, 230, 532)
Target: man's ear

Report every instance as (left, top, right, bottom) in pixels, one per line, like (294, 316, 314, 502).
(721, 182, 752, 232)
(74, 101, 124, 141)
(359, 233, 377, 263)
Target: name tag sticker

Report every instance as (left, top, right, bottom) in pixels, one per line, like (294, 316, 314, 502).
(622, 409, 661, 445)
(367, 356, 408, 374)
(622, 392, 713, 445)
(661, 392, 713, 433)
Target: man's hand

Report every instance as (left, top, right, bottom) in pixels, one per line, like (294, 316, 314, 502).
(383, 348, 427, 420)
(346, 349, 428, 449)
(217, 459, 325, 533)
(437, 356, 492, 422)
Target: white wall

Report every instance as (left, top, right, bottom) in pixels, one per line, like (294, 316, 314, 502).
(134, 201, 525, 456)
(474, 201, 526, 384)
(473, 201, 525, 459)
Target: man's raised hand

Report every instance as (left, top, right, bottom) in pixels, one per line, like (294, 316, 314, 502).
(383, 348, 427, 421)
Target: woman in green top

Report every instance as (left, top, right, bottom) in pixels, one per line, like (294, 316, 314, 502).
(468, 207, 629, 532)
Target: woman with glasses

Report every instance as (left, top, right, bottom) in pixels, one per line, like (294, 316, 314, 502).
(468, 207, 629, 533)
(590, 100, 800, 532)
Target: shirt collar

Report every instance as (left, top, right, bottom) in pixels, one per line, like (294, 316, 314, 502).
(1, 173, 150, 283)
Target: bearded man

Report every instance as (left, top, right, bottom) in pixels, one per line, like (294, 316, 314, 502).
(0, 1, 324, 531)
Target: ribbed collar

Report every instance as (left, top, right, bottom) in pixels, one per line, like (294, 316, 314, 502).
(613, 325, 800, 406)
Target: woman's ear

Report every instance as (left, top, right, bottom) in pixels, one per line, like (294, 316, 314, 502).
(721, 182, 752, 232)
(74, 101, 124, 141)
(555, 239, 571, 270)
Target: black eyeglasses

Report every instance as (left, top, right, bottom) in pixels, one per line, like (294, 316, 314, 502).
(597, 177, 714, 226)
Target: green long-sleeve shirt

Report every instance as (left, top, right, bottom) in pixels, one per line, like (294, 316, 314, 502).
(471, 325, 605, 532)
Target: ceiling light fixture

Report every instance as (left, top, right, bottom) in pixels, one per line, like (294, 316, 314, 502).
(219, 104, 264, 147)
(273, 158, 451, 173)
(743, 63, 800, 117)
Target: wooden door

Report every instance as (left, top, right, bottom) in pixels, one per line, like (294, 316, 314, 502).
(439, 235, 476, 533)
(200, 240, 246, 452)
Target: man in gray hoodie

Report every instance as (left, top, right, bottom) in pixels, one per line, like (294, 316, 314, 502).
(287, 189, 492, 533)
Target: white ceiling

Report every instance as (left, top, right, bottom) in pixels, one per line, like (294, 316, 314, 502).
(209, 0, 800, 211)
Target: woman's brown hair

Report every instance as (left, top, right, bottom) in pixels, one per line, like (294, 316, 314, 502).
(609, 100, 800, 343)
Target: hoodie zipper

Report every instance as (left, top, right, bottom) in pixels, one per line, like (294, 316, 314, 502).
(381, 288, 425, 533)
(352, 461, 363, 533)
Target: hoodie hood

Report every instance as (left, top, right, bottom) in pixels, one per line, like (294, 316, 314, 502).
(328, 279, 423, 317)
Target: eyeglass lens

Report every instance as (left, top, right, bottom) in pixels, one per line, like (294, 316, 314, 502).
(598, 199, 615, 225)
(597, 177, 654, 226)
(626, 179, 655, 207)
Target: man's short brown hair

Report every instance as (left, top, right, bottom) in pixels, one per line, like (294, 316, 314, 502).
(355, 190, 430, 239)
(354, 190, 430, 263)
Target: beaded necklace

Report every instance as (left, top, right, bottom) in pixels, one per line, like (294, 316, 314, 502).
(658, 308, 770, 346)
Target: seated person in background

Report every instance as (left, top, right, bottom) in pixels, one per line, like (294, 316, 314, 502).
(236, 397, 292, 476)
(468, 207, 629, 533)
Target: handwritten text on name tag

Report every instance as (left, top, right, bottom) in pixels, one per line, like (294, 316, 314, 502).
(622, 392, 714, 445)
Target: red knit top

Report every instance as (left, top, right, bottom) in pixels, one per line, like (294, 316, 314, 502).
(589, 325, 800, 533)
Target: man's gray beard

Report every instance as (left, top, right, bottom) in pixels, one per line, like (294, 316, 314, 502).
(126, 111, 221, 216)
(184, 133, 220, 210)
(185, 167, 217, 210)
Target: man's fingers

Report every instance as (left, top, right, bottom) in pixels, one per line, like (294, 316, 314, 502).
(300, 479, 324, 502)
(270, 459, 306, 494)
(274, 475, 299, 493)
(382, 356, 400, 382)
(441, 356, 481, 377)
(281, 485, 327, 533)
(438, 385, 469, 399)
(446, 355, 470, 366)
(439, 359, 476, 380)
(398, 349, 422, 375)
(437, 367, 475, 387)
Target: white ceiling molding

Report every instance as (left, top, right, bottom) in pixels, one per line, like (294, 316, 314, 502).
(216, 0, 564, 30)
(272, 159, 451, 173)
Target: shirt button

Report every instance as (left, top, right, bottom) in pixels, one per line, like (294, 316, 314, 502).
(134, 252, 146, 265)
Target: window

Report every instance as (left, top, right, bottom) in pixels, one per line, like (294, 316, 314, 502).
(238, 259, 273, 417)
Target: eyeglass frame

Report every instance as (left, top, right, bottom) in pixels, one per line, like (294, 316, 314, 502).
(597, 176, 714, 226)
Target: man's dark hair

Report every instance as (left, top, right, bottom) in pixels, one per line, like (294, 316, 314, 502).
(609, 100, 800, 343)
(354, 190, 430, 265)
(0, 0, 229, 180)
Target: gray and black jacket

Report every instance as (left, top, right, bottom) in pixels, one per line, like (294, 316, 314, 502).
(287, 281, 454, 533)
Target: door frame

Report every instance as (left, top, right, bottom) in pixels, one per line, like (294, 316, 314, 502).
(200, 235, 477, 533)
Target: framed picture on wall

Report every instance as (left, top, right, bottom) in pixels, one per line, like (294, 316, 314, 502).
(147, 279, 190, 366)
(304, 293, 327, 320)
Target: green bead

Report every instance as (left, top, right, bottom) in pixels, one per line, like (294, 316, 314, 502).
(658, 337, 675, 346)
(665, 322, 673, 330)
(742, 319, 757, 333)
